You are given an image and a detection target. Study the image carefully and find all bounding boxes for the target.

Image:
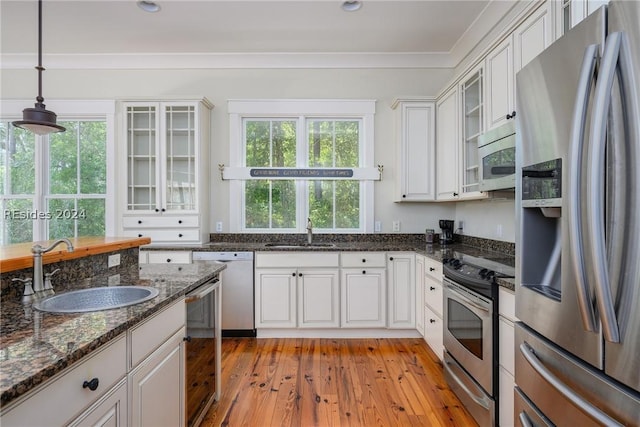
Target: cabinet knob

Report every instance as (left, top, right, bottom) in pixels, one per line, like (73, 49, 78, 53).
(155, 208, 160, 212)
(82, 378, 100, 391)
(453, 192, 459, 197)
(389, 257, 394, 261)
(429, 319, 437, 324)
(178, 220, 183, 224)
(167, 258, 171, 263)
(506, 111, 517, 120)
(362, 258, 366, 263)
(298, 273, 302, 277)
(178, 233, 183, 238)
(161, 208, 166, 212)
(138, 234, 143, 237)
(362, 270, 366, 275)
(402, 194, 406, 198)
(429, 267, 435, 272)
(138, 220, 142, 224)
(292, 273, 296, 277)
(183, 336, 192, 342)
(430, 286, 436, 291)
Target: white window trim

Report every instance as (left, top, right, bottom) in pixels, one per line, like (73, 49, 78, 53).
(1, 99, 116, 240)
(228, 99, 376, 233)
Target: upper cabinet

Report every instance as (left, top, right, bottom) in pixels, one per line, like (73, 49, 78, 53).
(556, 0, 609, 37)
(119, 99, 213, 245)
(435, 87, 459, 201)
(392, 98, 436, 202)
(514, 2, 554, 73)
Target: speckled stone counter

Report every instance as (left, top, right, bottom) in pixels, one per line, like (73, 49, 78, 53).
(0, 261, 225, 408)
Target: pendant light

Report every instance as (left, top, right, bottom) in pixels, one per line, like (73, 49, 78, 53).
(12, 0, 65, 135)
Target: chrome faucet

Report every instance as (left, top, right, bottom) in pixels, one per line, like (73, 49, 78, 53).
(306, 217, 313, 244)
(31, 239, 74, 294)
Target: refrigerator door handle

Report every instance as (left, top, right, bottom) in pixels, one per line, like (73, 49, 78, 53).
(587, 32, 621, 343)
(518, 412, 534, 427)
(519, 343, 624, 427)
(568, 43, 599, 332)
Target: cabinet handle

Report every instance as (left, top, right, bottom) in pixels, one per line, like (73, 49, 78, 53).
(138, 234, 143, 237)
(430, 286, 436, 291)
(178, 233, 183, 238)
(138, 220, 142, 224)
(167, 258, 172, 263)
(429, 267, 435, 272)
(506, 111, 517, 120)
(183, 336, 192, 342)
(453, 192, 459, 197)
(429, 319, 437, 324)
(82, 378, 99, 391)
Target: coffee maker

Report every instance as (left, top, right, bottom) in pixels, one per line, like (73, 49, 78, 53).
(439, 219, 454, 244)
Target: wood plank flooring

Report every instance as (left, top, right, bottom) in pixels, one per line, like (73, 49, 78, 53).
(201, 338, 478, 427)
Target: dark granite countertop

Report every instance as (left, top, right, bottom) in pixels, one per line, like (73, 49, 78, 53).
(0, 261, 225, 408)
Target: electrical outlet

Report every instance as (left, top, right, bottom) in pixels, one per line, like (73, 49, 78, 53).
(374, 221, 381, 232)
(108, 254, 120, 268)
(216, 221, 223, 232)
(458, 220, 464, 231)
(496, 224, 503, 238)
(392, 220, 400, 232)
(108, 274, 120, 286)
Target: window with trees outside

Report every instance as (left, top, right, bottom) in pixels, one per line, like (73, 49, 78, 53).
(228, 100, 376, 233)
(0, 100, 115, 245)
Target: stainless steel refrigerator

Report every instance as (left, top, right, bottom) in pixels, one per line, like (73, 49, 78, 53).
(515, 0, 640, 425)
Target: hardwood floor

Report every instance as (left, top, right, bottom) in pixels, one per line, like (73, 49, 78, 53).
(201, 337, 478, 427)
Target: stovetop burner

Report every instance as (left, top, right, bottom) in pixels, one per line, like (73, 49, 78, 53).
(443, 251, 515, 300)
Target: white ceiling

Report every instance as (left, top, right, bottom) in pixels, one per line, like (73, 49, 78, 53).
(1, 0, 520, 69)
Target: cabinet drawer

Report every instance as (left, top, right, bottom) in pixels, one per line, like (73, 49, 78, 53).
(122, 215, 199, 228)
(130, 299, 185, 368)
(423, 305, 443, 361)
(499, 287, 517, 321)
(424, 257, 443, 280)
(341, 252, 386, 268)
(255, 252, 339, 268)
(424, 275, 443, 316)
(1, 335, 127, 426)
(146, 250, 192, 264)
(499, 315, 515, 375)
(123, 228, 201, 243)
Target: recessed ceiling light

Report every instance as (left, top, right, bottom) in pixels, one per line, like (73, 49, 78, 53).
(341, 1, 362, 12)
(137, 1, 160, 13)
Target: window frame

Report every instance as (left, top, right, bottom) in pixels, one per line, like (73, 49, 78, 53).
(0, 100, 116, 243)
(228, 99, 376, 233)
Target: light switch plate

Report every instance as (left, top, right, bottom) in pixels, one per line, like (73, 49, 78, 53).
(216, 221, 223, 232)
(108, 254, 120, 268)
(392, 221, 400, 232)
(374, 221, 381, 232)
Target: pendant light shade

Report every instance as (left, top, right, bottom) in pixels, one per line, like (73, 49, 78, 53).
(12, 0, 65, 135)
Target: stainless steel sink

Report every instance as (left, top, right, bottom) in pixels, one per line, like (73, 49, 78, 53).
(263, 242, 336, 248)
(33, 286, 160, 313)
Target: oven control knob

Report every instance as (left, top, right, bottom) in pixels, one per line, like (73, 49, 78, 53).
(479, 268, 488, 278)
(486, 271, 495, 281)
(452, 259, 462, 269)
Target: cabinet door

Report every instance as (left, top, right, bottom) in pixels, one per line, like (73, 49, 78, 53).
(69, 379, 128, 427)
(298, 269, 340, 328)
(394, 100, 436, 202)
(485, 37, 514, 131)
(415, 255, 426, 336)
(514, 3, 553, 73)
(423, 305, 443, 361)
(340, 268, 386, 328)
(129, 328, 185, 427)
(436, 87, 460, 201)
(424, 275, 444, 318)
(255, 268, 297, 328)
(387, 252, 415, 329)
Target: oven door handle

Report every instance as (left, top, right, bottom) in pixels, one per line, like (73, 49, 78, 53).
(445, 283, 490, 313)
(185, 279, 219, 304)
(519, 342, 623, 427)
(443, 358, 491, 410)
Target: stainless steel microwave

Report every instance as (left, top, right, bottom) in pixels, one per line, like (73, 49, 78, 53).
(478, 121, 516, 191)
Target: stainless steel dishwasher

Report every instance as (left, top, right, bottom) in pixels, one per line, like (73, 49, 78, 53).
(192, 251, 255, 337)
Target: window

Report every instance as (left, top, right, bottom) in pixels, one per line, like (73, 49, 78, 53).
(228, 100, 376, 233)
(0, 100, 115, 244)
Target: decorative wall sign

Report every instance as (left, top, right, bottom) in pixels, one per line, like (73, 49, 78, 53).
(220, 165, 383, 181)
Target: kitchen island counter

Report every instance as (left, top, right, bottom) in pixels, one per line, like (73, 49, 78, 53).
(0, 261, 225, 408)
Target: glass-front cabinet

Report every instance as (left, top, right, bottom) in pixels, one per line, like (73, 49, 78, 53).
(120, 99, 213, 244)
(459, 65, 486, 199)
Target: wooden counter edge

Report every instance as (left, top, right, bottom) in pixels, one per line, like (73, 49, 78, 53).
(0, 237, 152, 273)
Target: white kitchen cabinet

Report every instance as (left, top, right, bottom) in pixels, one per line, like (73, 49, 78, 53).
(485, 37, 514, 131)
(555, 0, 608, 37)
(423, 256, 444, 360)
(129, 328, 185, 427)
(459, 64, 488, 200)
(435, 86, 460, 201)
(0, 335, 127, 427)
(391, 98, 436, 202)
(514, 2, 554, 73)
(140, 249, 192, 264)
(254, 252, 340, 329)
(415, 254, 426, 336)
(499, 287, 517, 427)
(387, 252, 415, 329)
(340, 267, 387, 328)
(68, 379, 128, 427)
(120, 99, 212, 245)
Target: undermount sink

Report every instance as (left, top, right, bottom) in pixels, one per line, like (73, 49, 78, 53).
(33, 286, 160, 313)
(264, 242, 336, 248)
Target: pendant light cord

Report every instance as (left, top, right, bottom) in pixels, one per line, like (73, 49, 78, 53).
(36, 0, 44, 106)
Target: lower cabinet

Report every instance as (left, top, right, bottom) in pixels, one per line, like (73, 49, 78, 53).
(423, 257, 444, 360)
(415, 254, 426, 336)
(423, 304, 444, 359)
(69, 379, 128, 427)
(387, 252, 416, 329)
(129, 328, 186, 427)
(499, 287, 517, 427)
(340, 267, 387, 327)
(298, 269, 340, 328)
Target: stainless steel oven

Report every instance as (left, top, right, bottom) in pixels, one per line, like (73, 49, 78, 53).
(185, 276, 221, 427)
(443, 277, 496, 426)
(478, 120, 516, 192)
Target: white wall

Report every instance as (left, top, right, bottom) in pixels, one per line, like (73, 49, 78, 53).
(2, 67, 460, 234)
(455, 198, 516, 242)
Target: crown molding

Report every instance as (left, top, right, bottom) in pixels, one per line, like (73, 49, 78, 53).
(0, 52, 455, 70)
